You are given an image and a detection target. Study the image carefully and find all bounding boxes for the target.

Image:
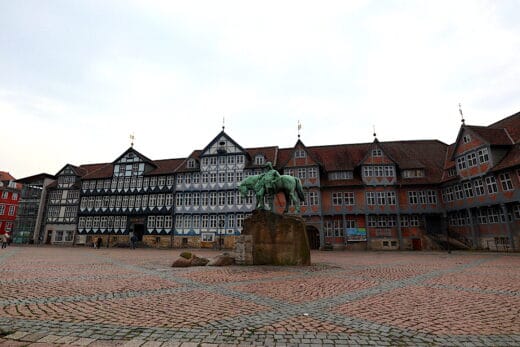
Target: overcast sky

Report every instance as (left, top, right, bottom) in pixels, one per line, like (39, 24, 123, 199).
(1, 0, 519, 179)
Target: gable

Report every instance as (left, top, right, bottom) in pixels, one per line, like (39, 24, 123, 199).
(360, 143, 395, 166)
(452, 127, 486, 158)
(280, 140, 320, 168)
(200, 131, 246, 157)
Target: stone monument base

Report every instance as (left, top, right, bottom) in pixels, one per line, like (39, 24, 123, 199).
(235, 209, 311, 266)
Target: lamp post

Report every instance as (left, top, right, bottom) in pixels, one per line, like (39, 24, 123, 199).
(219, 219, 225, 250)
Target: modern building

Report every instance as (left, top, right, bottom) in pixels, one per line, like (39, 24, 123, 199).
(16, 111, 520, 251)
(12, 173, 55, 244)
(0, 171, 21, 243)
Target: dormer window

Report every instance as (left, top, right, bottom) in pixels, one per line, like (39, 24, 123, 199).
(254, 155, 265, 165)
(187, 159, 196, 169)
(372, 149, 382, 157)
(402, 169, 425, 178)
(295, 149, 306, 158)
(463, 134, 471, 144)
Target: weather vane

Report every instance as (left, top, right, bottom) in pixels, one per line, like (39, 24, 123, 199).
(129, 133, 135, 148)
(298, 120, 302, 139)
(459, 103, 465, 125)
(222, 116, 225, 131)
(373, 125, 377, 138)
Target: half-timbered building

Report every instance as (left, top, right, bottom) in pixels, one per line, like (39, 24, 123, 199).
(15, 111, 520, 251)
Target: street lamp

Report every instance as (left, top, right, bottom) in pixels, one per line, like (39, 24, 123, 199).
(219, 219, 225, 250)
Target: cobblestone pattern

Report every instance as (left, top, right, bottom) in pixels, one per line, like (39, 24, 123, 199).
(0, 247, 519, 346)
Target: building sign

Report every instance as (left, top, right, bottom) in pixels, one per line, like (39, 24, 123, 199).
(346, 228, 367, 241)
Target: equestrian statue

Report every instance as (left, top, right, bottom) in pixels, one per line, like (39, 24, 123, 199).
(238, 162, 305, 213)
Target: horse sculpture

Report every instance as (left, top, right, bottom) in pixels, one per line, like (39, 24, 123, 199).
(238, 165, 305, 213)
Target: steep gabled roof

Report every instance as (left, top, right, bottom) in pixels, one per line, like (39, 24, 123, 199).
(15, 173, 55, 184)
(199, 130, 247, 157)
(275, 139, 322, 168)
(112, 147, 157, 167)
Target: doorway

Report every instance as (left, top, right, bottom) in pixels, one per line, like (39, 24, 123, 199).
(133, 224, 145, 241)
(412, 238, 422, 250)
(306, 226, 320, 250)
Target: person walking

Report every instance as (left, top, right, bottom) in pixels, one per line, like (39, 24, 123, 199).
(130, 234, 137, 250)
(1, 234, 7, 249)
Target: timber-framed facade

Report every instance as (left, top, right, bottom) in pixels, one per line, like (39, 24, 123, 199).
(13, 111, 520, 251)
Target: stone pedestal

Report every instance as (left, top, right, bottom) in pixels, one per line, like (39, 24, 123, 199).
(235, 209, 311, 266)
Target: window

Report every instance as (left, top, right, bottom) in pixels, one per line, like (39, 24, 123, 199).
(513, 205, 520, 219)
(486, 176, 498, 194)
(372, 148, 382, 156)
(366, 192, 376, 205)
(463, 181, 474, 198)
(456, 157, 467, 170)
(402, 169, 425, 178)
(478, 148, 489, 164)
(210, 173, 217, 183)
(166, 176, 175, 186)
(474, 179, 485, 196)
(176, 174, 184, 185)
(408, 191, 418, 204)
(183, 215, 190, 228)
(8, 205, 15, 216)
(332, 192, 343, 206)
(209, 215, 217, 228)
(165, 194, 173, 207)
(295, 149, 306, 158)
(148, 216, 156, 229)
(309, 191, 319, 205)
(218, 172, 226, 183)
(462, 134, 471, 143)
(187, 159, 196, 169)
(218, 192, 226, 206)
(201, 233, 214, 242)
(427, 190, 437, 204)
(467, 152, 477, 167)
(164, 216, 172, 228)
(192, 215, 200, 228)
(387, 191, 397, 205)
(228, 156, 235, 164)
(227, 172, 234, 183)
(308, 167, 318, 178)
(297, 168, 306, 179)
(12, 192, 18, 201)
(499, 173, 513, 191)
(227, 191, 235, 205)
(192, 193, 200, 207)
(254, 155, 265, 165)
(201, 215, 208, 228)
(2, 191, 8, 199)
(345, 192, 355, 205)
(176, 193, 183, 206)
(210, 192, 217, 206)
(454, 185, 464, 200)
(329, 171, 353, 180)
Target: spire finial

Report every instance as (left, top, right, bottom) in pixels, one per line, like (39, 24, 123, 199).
(373, 125, 377, 138)
(459, 103, 465, 125)
(222, 116, 225, 131)
(129, 133, 135, 148)
(297, 120, 302, 139)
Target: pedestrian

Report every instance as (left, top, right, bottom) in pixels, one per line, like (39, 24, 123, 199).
(130, 234, 137, 249)
(1, 234, 7, 249)
(96, 237, 102, 249)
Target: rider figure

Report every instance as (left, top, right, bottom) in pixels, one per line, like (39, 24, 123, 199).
(255, 162, 280, 199)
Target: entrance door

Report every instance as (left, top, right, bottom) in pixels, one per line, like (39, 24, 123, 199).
(412, 238, 422, 250)
(306, 226, 320, 250)
(133, 224, 144, 241)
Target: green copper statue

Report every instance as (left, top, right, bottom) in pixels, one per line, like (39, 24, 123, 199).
(238, 162, 305, 213)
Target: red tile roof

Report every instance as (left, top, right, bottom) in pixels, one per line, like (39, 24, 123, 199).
(466, 126, 513, 146)
(0, 171, 15, 181)
(489, 111, 520, 143)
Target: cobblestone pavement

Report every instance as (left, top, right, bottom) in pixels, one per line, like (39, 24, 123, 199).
(0, 247, 519, 346)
